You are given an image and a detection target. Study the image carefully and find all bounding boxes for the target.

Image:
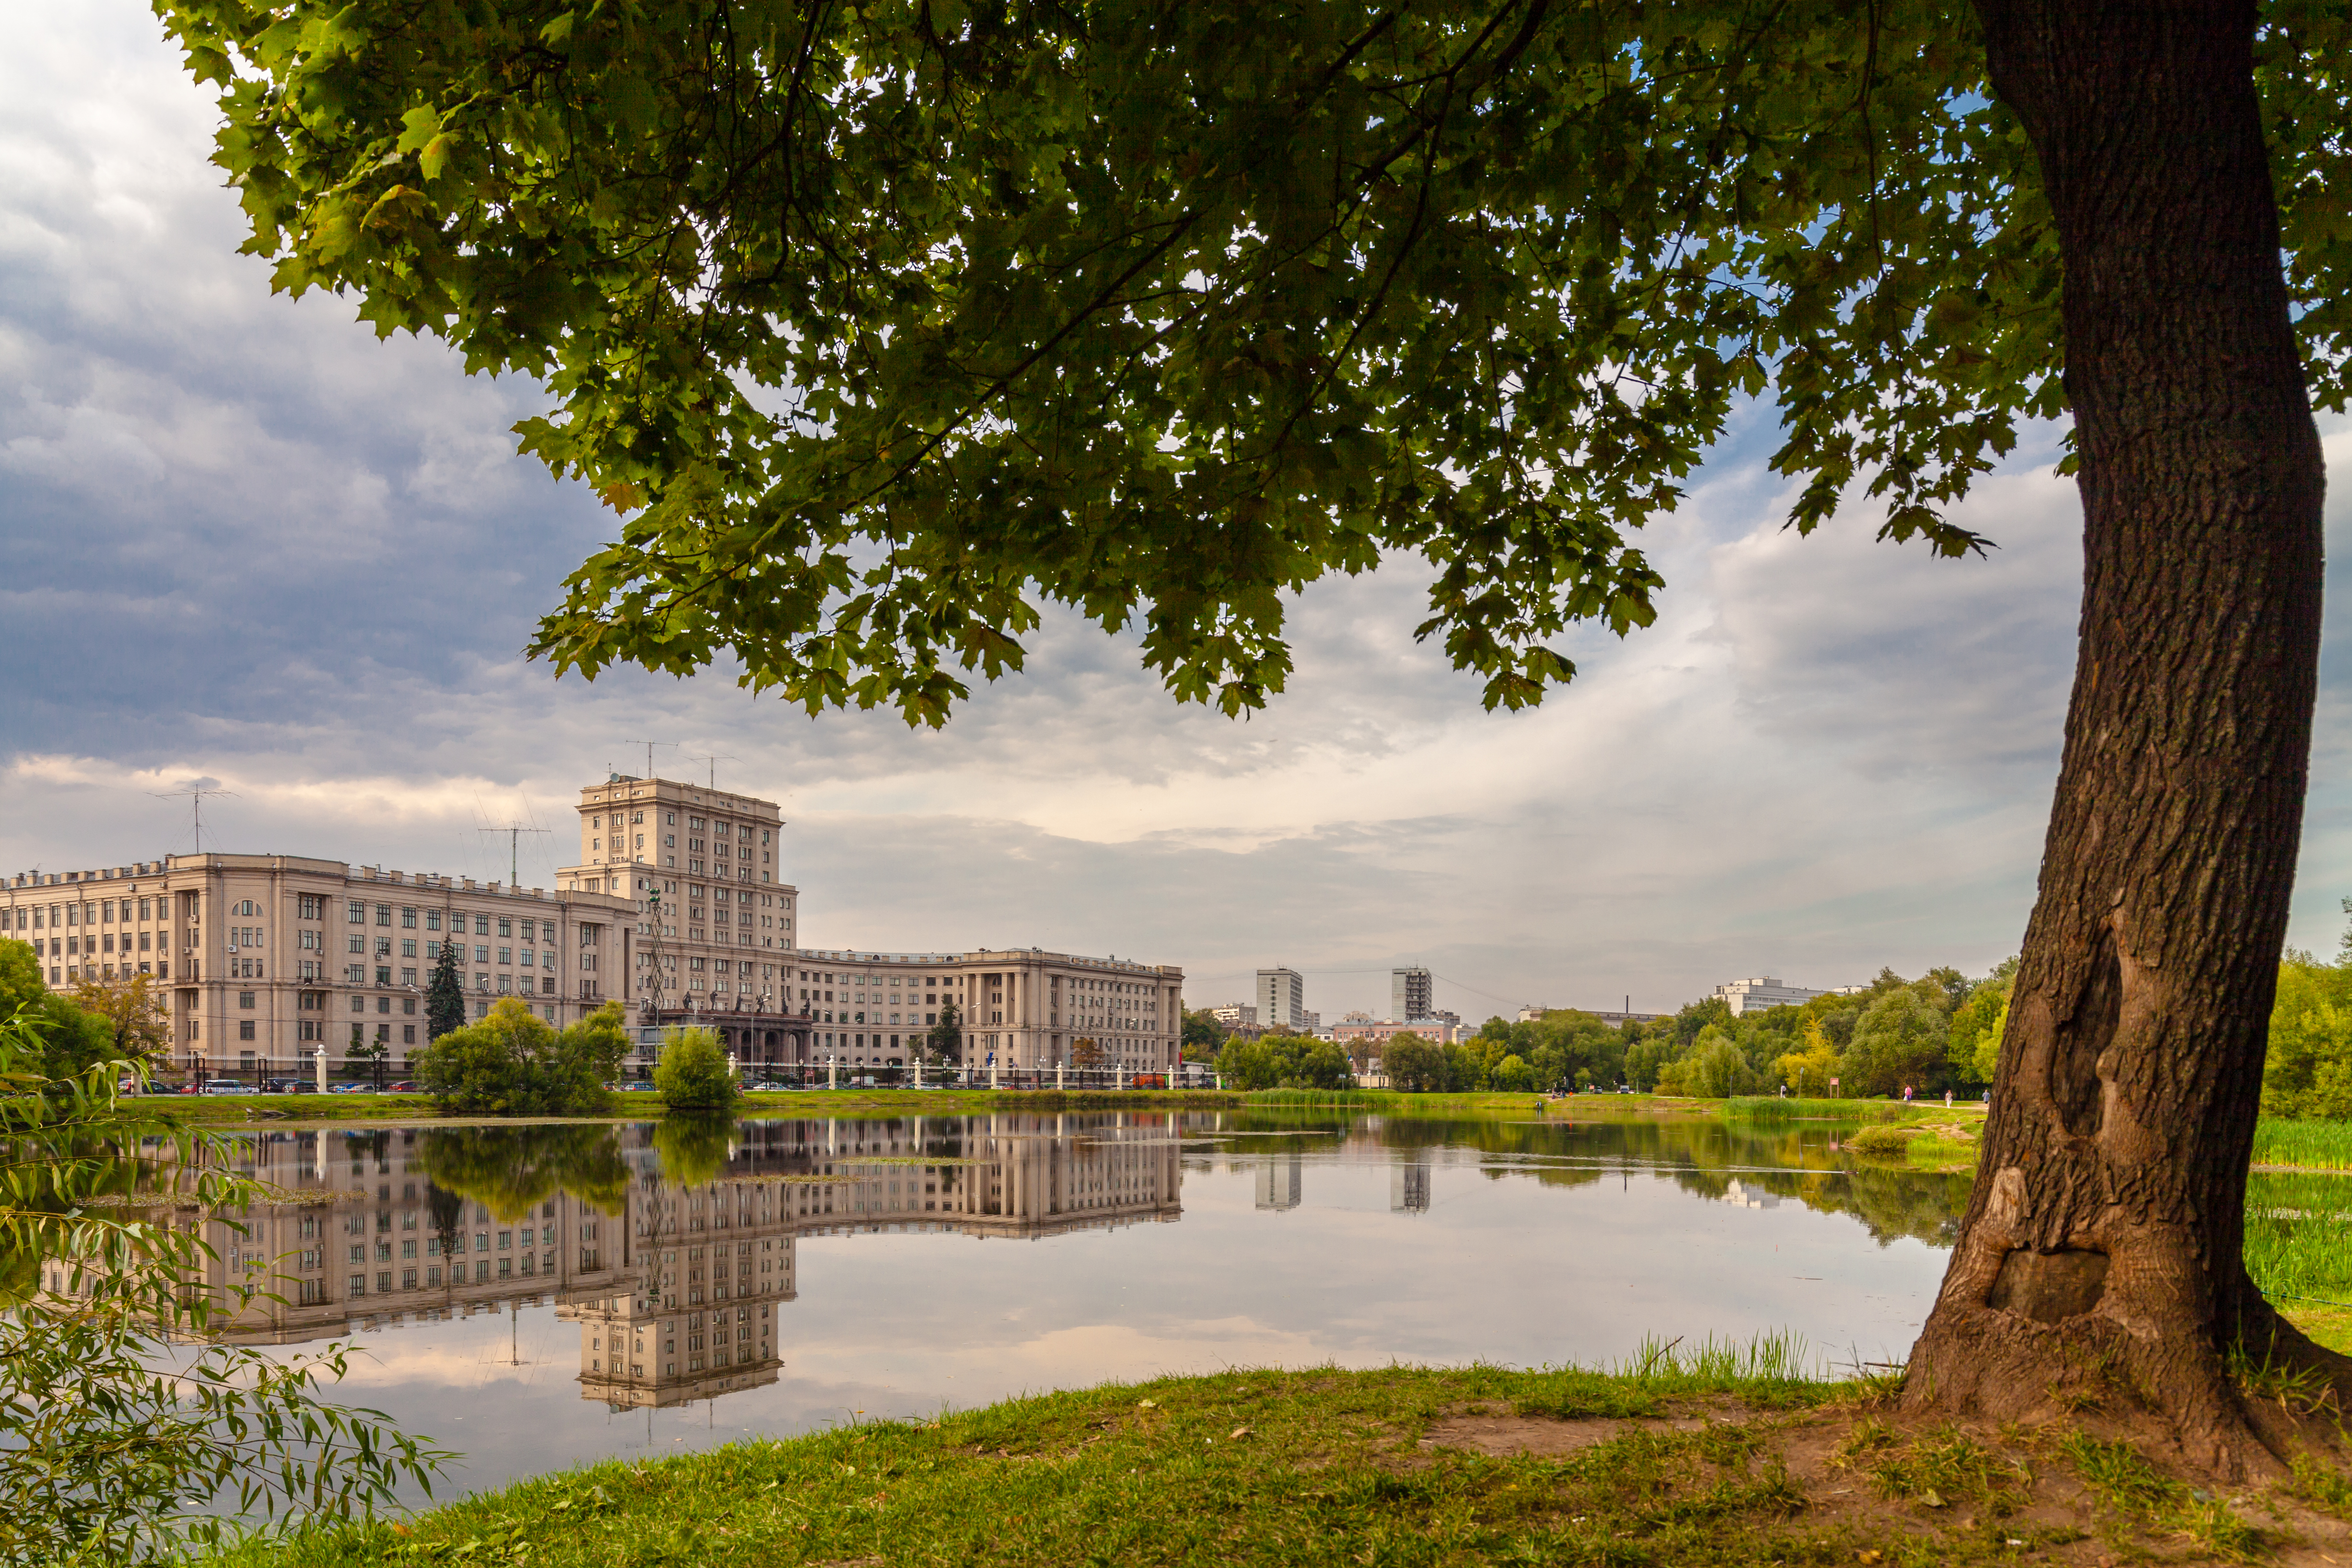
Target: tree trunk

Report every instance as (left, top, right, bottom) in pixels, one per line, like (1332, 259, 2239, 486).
(1903, 0, 2338, 1475)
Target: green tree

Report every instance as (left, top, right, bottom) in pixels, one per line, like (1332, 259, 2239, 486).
(1, 943, 118, 1083)
(1681, 1028, 1757, 1099)
(156, 0, 2352, 1451)
(1180, 1008, 1227, 1058)
(1490, 1053, 1535, 1093)
(410, 998, 624, 1115)
(653, 1027, 739, 1110)
(926, 999, 963, 1066)
(64, 973, 171, 1070)
(425, 934, 467, 1040)
(1214, 1036, 1281, 1092)
(2262, 904, 2352, 1120)
(1382, 1033, 1446, 1093)
(1842, 992, 1953, 1100)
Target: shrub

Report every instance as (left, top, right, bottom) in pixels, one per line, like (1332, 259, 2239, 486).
(410, 999, 626, 1116)
(654, 1028, 740, 1109)
(1490, 1053, 1535, 1092)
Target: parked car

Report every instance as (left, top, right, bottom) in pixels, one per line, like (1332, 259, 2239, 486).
(205, 1078, 255, 1095)
(329, 1082, 373, 1094)
(259, 1077, 317, 1094)
(386, 1080, 416, 1093)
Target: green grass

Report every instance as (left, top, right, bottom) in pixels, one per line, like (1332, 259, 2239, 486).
(2252, 1118, 2352, 1170)
(1723, 1095, 1980, 1124)
(204, 1360, 1872, 1568)
(198, 1350, 2340, 1568)
(2245, 1170, 2352, 1302)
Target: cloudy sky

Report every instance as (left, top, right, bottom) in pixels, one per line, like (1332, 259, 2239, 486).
(8, 5, 2352, 1023)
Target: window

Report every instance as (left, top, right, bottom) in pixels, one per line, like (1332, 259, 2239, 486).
(402, 1025, 416, 1044)
(348, 900, 365, 923)
(375, 905, 391, 926)
(425, 910, 441, 931)
(401, 908, 416, 928)
(498, 917, 512, 938)
(238, 1020, 255, 1041)
(239, 990, 255, 1007)
(474, 914, 490, 935)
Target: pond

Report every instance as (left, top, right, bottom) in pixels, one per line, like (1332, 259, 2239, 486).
(124, 1108, 1981, 1502)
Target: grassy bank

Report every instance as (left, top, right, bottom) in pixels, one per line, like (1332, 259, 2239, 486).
(208, 1350, 2352, 1568)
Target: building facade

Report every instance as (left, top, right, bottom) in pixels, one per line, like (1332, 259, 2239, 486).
(1711, 977, 1837, 1016)
(0, 854, 636, 1083)
(557, 774, 800, 1015)
(6, 771, 1183, 1083)
(1390, 966, 1432, 1021)
(1254, 968, 1304, 1031)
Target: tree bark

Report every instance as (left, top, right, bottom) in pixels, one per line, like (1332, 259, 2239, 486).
(1902, 0, 2337, 1475)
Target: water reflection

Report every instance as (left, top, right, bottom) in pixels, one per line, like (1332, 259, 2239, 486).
(44, 1108, 1970, 1499)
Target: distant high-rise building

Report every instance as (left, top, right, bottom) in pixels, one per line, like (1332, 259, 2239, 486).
(1390, 966, 1432, 1022)
(1210, 1003, 1258, 1031)
(1256, 967, 1304, 1030)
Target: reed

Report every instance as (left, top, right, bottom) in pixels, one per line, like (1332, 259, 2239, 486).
(2252, 1118, 2352, 1171)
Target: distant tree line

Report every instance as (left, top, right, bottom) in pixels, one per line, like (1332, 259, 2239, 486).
(2261, 899, 2352, 1120)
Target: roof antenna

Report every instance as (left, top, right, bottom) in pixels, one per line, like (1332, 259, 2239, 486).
(695, 754, 737, 791)
(623, 740, 672, 781)
(151, 780, 236, 854)
(479, 823, 551, 886)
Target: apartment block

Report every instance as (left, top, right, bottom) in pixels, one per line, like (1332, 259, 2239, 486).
(1255, 967, 1304, 1031)
(1390, 966, 1432, 1022)
(0, 854, 636, 1083)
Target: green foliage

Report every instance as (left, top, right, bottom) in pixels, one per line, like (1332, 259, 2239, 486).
(1676, 1028, 1759, 1099)
(153, 0, 2352, 722)
(652, 1028, 740, 1110)
(925, 1000, 963, 1065)
(1946, 961, 2014, 1086)
(425, 936, 466, 1040)
(2262, 905, 2352, 1119)
(0, 949, 117, 1083)
(0, 1007, 442, 1562)
(0, 941, 46, 1024)
(1381, 1032, 1447, 1092)
(1840, 991, 1951, 1098)
(1180, 1008, 1226, 1058)
(1489, 1053, 1535, 1093)
(408, 998, 626, 1116)
(1217, 1033, 1354, 1092)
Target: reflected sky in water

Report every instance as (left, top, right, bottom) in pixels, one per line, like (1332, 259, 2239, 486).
(152, 1109, 1966, 1501)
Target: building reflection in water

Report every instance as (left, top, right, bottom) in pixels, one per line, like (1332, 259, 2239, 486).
(1722, 1178, 1780, 1210)
(54, 1113, 1181, 1412)
(1390, 1154, 1430, 1215)
(1255, 1154, 1302, 1211)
